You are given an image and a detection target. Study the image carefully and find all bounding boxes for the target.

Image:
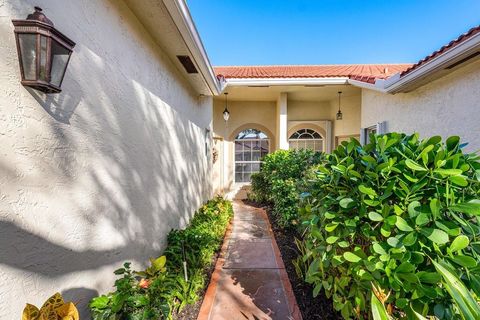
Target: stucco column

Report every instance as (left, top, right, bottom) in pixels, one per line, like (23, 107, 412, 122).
(276, 93, 289, 150)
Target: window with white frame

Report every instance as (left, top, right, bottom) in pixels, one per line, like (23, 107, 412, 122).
(234, 129, 269, 182)
(360, 121, 387, 145)
(288, 129, 323, 152)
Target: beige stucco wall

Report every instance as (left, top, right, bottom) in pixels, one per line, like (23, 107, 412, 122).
(287, 100, 331, 120)
(329, 94, 362, 140)
(0, 1, 213, 317)
(361, 59, 480, 151)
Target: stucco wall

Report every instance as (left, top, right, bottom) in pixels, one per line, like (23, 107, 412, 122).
(361, 59, 480, 151)
(329, 94, 362, 140)
(287, 100, 331, 120)
(0, 1, 213, 318)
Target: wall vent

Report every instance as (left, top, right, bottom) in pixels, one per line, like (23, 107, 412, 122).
(177, 55, 198, 74)
(445, 51, 480, 70)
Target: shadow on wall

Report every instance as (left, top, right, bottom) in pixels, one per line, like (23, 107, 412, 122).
(0, 220, 144, 276)
(0, 0, 212, 317)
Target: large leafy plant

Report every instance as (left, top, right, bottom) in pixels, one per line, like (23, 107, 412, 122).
(22, 293, 79, 320)
(250, 149, 323, 226)
(299, 133, 480, 318)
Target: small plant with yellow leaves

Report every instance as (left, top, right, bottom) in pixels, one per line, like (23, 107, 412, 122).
(22, 292, 79, 320)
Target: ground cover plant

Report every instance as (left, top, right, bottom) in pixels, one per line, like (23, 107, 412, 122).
(298, 133, 480, 319)
(250, 149, 323, 226)
(89, 196, 232, 320)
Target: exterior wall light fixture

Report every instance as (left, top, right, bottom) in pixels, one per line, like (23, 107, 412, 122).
(222, 92, 230, 122)
(12, 7, 75, 93)
(336, 91, 343, 120)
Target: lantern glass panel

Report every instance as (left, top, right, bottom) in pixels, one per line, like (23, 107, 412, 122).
(50, 39, 70, 87)
(39, 35, 48, 81)
(18, 33, 36, 80)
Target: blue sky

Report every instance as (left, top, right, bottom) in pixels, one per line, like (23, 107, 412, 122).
(187, 0, 480, 66)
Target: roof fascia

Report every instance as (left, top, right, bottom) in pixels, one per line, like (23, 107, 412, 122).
(225, 77, 349, 87)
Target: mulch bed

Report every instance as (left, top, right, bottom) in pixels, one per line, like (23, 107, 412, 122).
(243, 200, 341, 320)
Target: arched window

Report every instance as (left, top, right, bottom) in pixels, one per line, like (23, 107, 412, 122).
(235, 129, 269, 182)
(289, 129, 323, 152)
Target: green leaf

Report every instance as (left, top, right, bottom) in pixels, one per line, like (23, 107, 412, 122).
(387, 237, 401, 248)
(396, 262, 415, 273)
(113, 268, 125, 275)
(412, 309, 429, 320)
(359, 184, 377, 197)
(446, 136, 460, 151)
(449, 201, 480, 216)
(313, 283, 322, 297)
(430, 198, 441, 220)
(368, 211, 384, 222)
(449, 175, 468, 187)
(415, 213, 430, 226)
(405, 159, 427, 171)
(326, 236, 339, 244)
(433, 260, 480, 320)
(452, 255, 477, 268)
(450, 235, 469, 252)
(418, 272, 441, 284)
(151, 255, 166, 271)
(371, 293, 389, 320)
(408, 201, 421, 218)
(373, 243, 387, 255)
(402, 232, 417, 246)
(343, 252, 362, 263)
(434, 168, 463, 176)
(325, 222, 339, 232)
(339, 198, 355, 209)
(422, 228, 449, 245)
(395, 216, 413, 232)
(90, 295, 110, 309)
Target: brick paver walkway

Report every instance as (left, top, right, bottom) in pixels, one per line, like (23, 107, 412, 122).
(197, 201, 302, 320)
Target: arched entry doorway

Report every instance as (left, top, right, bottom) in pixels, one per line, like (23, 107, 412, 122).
(234, 129, 269, 182)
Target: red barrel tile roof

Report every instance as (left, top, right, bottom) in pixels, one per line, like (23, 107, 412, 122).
(214, 64, 413, 83)
(401, 25, 480, 76)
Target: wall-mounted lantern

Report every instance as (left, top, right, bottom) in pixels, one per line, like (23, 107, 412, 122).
(336, 91, 343, 120)
(222, 92, 230, 122)
(12, 7, 75, 93)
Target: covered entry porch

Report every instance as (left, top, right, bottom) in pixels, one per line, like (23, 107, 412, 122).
(212, 81, 362, 194)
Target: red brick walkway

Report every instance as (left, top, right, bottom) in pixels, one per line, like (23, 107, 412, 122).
(197, 201, 302, 320)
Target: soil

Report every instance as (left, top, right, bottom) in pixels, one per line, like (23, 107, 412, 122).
(243, 200, 341, 320)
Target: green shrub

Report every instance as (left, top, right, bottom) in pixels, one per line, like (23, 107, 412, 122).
(250, 149, 323, 226)
(249, 172, 269, 203)
(89, 196, 233, 319)
(299, 133, 480, 319)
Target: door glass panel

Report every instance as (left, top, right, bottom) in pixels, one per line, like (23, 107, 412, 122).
(234, 129, 269, 182)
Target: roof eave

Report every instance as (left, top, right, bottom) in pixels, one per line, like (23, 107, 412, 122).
(163, 0, 221, 95)
(224, 77, 350, 87)
(382, 32, 480, 94)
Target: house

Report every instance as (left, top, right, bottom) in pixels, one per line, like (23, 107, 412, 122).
(211, 27, 480, 193)
(0, 0, 479, 317)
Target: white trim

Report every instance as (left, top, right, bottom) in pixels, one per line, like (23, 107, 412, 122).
(225, 77, 349, 87)
(162, 0, 221, 95)
(347, 78, 386, 92)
